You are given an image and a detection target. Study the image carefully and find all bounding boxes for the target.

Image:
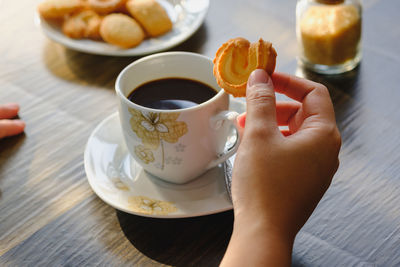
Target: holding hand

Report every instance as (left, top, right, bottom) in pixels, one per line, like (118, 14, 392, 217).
(0, 103, 25, 139)
(221, 70, 341, 266)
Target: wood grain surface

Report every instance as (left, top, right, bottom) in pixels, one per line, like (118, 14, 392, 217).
(1, 0, 400, 266)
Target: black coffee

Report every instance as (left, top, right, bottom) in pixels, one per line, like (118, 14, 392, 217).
(128, 78, 217, 110)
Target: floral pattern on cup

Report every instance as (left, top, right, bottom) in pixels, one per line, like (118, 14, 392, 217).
(129, 108, 188, 169)
(175, 143, 186, 152)
(165, 156, 183, 165)
(134, 145, 155, 164)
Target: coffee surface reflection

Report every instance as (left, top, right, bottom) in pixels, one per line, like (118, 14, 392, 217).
(128, 78, 217, 110)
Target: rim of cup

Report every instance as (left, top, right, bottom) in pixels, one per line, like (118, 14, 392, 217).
(115, 51, 227, 113)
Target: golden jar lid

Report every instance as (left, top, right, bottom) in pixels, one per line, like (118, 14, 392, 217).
(316, 0, 345, 4)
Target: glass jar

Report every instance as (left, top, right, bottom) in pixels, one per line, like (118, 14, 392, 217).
(296, 0, 362, 74)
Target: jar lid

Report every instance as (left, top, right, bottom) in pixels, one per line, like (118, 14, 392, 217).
(316, 0, 345, 4)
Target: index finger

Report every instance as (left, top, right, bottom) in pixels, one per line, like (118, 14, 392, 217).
(0, 120, 25, 139)
(271, 72, 336, 123)
(271, 72, 324, 102)
(0, 103, 20, 120)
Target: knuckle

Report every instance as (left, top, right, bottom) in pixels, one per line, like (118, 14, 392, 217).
(248, 124, 269, 138)
(315, 84, 330, 96)
(331, 127, 342, 147)
(322, 124, 342, 151)
(245, 123, 279, 141)
(335, 158, 340, 172)
(247, 85, 275, 105)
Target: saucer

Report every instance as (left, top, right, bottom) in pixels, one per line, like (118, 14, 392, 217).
(84, 99, 245, 218)
(35, 0, 209, 56)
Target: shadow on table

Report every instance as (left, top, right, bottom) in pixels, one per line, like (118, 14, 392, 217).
(295, 64, 361, 130)
(117, 209, 232, 266)
(295, 64, 361, 98)
(41, 42, 136, 89)
(41, 24, 208, 90)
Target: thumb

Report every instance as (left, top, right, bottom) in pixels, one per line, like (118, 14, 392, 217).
(245, 69, 278, 134)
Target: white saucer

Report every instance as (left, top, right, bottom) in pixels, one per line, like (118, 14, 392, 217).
(84, 99, 245, 218)
(35, 0, 209, 56)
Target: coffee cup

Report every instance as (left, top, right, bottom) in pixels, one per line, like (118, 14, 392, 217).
(115, 52, 239, 184)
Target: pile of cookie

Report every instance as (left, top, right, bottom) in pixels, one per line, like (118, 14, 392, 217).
(38, 0, 173, 48)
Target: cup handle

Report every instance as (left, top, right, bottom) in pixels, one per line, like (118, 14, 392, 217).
(206, 111, 240, 170)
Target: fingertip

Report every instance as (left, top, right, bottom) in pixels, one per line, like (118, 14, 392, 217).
(14, 120, 26, 130)
(5, 102, 20, 109)
(0, 103, 20, 119)
(0, 119, 25, 139)
(237, 113, 246, 128)
(244, 69, 278, 136)
(3, 103, 20, 113)
(247, 69, 270, 88)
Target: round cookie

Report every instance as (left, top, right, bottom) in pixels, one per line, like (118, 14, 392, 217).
(100, 13, 145, 48)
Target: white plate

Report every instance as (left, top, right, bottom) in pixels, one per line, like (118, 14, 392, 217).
(84, 99, 246, 218)
(35, 0, 209, 56)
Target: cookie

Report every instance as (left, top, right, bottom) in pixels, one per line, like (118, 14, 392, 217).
(62, 10, 102, 39)
(38, 0, 84, 19)
(126, 0, 172, 37)
(88, 0, 126, 15)
(213, 38, 277, 97)
(100, 13, 145, 48)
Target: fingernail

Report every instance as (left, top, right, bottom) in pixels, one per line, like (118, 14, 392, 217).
(248, 69, 270, 87)
(4, 103, 19, 110)
(14, 120, 25, 128)
(237, 113, 246, 128)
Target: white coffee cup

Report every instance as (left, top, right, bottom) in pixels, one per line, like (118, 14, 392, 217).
(116, 52, 239, 184)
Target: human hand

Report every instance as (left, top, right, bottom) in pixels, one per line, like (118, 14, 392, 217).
(0, 103, 25, 139)
(221, 69, 341, 266)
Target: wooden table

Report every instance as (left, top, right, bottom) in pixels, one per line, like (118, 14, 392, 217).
(1, 0, 400, 265)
